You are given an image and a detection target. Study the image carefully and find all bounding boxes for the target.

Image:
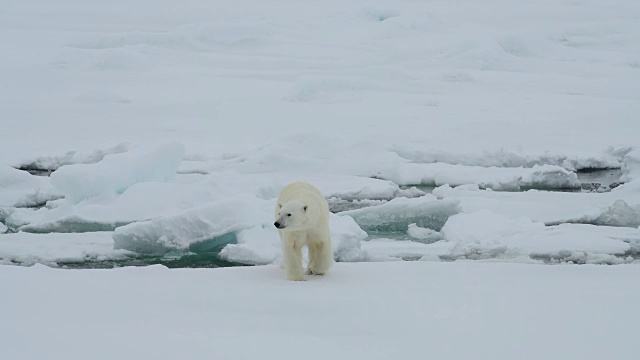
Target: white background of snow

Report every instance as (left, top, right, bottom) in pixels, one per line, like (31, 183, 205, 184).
(1, 1, 640, 357)
(1, 0, 638, 166)
(2, 262, 639, 360)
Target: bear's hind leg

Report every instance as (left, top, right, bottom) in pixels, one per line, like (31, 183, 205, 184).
(307, 241, 333, 276)
(306, 242, 318, 275)
(282, 233, 306, 281)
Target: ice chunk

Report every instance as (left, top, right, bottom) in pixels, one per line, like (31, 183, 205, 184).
(621, 149, 640, 182)
(15, 143, 130, 173)
(330, 214, 369, 262)
(50, 143, 185, 203)
(438, 211, 634, 263)
(0, 222, 7, 234)
(407, 223, 443, 243)
(0, 166, 62, 207)
(0, 232, 133, 266)
(341, 195, 460, 232)
(380, 163, 580, 191)
(14, 181, 219, 233)
(113, 194, 269, 255)
(220, 226, 280, 265)
(594, 200, 640, 228)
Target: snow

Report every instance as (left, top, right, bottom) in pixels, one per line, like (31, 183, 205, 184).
(0, 232, 132, 266)
(2, 262, 640, 359)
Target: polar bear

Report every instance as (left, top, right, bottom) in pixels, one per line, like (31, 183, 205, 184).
(274, 181, 334, 281)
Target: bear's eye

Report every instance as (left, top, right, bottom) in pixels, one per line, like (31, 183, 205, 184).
(287, 213, 292, 217)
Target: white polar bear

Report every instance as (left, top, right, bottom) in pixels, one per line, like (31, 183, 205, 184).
(274, 181, 334, 281)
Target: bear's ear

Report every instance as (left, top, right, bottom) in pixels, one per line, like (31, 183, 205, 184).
(303, 205, 308, 212)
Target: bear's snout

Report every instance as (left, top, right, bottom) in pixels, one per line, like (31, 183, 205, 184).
(274, 221, 283, 229)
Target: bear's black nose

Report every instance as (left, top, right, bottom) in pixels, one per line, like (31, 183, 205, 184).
(274, 221, 281, 228)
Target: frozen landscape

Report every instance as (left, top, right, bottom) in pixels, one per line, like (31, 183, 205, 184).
(1, 0, 640, 358)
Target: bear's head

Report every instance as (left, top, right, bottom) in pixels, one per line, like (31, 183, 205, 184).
(274, 200, 308, 231)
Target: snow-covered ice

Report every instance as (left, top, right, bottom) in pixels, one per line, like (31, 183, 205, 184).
(0, 232, 133, 266)
(438, 211, 638, 264)
(342, 195, 460, 232)
(2, 262, 639, 360)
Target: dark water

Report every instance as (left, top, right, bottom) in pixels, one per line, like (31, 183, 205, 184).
(59, 254, 244, 269)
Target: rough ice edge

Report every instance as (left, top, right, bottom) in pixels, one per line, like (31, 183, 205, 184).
(378, 163, 581, 191)
(113, 194, 267, 255)
(390, 145, 630, 172)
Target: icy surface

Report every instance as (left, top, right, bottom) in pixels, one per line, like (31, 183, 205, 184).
(3, 263, 640, 359)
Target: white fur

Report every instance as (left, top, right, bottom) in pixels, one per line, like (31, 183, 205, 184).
(274, 182, 333, 281)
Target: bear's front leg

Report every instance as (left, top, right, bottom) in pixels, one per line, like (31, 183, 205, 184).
(281, 232, 306, 281)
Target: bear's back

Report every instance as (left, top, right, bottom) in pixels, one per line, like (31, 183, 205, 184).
(277, 181, 329, 216)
